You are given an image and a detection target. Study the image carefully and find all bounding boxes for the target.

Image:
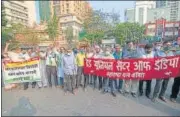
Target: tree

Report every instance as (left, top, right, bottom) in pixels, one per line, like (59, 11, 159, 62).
(82, 9, 120, 44)
(113, 22, 145, 45)
(46, 15, 59, 41)
(1, 23, 25, 49)
(64, 26, 74, 47)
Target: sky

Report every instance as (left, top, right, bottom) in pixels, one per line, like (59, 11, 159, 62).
(35, 1, 135, 23)
(89, 1, 135, 22)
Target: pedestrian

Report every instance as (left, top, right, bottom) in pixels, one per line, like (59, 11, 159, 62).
(85, 47, 94, 85)
(152, 40, 174, 102)
(62, 47, 76, 95)
(3, 41, 26, 89)
(39, 49, 48, 88)
(113, 44, 123, 93)
(139, 44, 154, 98)
(102, 47, 116, 97)
(46, 46, 58, 88)
(56, 47, 65, 88)
(75, 47, 86, 90)
(92, 46, 103, 90)
(24, 47, 42, 89)
(170, 42, 180, 103)
(123, 41, 139, 97)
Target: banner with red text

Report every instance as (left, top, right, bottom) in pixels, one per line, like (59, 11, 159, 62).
(84, 56, 180, 80)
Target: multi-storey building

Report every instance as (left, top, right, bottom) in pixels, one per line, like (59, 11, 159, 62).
(135, 1, 156, 25)
(145, 19, 180, 41)
(49, 1, 92, 37)
(125, 1, 179, 24)
(2, 1, 36, 26)
(156, 1, 180, 21)
(39, 1, 51, 22)
(124, 8, 135, 23)
(50, 1, 91, 21)
(146, 7, 171, 23)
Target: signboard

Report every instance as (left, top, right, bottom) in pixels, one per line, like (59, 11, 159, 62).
(84, 56, 180, 80)
(3, 58, 41, 84)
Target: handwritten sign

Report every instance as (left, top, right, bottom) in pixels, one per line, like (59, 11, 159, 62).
(3, 58, 41, 84)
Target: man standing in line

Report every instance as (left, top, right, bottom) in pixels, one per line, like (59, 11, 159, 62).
(92, 46, 103, 90)
(139, 44, 154, 98)
(56, 47, 65, 88)
(152, 40, 174, 102)
(123, 41, 139, 97)
(75, 47, 86, 90)
(85, 47, 94, 85)
(62, 48, 76, 95)
(170, 40, 180, 103)
(113, 44, 123, 93)
(39, 49, 48, 88)
(103, 47, 116, 97)
(46, 46, 58, 88)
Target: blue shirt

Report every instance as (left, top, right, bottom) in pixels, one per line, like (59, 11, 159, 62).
(122, 48, 139, 59)
(62, 52, 76, 75)
(113, 51, 122, 59)
(154, 50, 174, 57)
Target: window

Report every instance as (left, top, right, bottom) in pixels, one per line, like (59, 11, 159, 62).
(67, 3, 69, 8)
(67, 9, 69, 13)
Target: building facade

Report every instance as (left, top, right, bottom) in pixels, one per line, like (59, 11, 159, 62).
(15, 22, 67, 49)
(145, 19, 180, 41)
(135, 1, 156, 25)
(2, 1, 29, 26)
(125, 1, 176, 24)
(39, 1, 51, 22)
(50, 1, 92, 21)
(49, 1, 92, 38)
(156, 1, 180, 21)
(147, 7, 171, 23)
(124, 8, 135, 23)
(59, 14, 83, 37)
(2, 1, 36, 27)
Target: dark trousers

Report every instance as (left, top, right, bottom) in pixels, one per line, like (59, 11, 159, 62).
(46, 65, 58, 87)
(24, 82, 37, 89)
(153, 79, 169, 98)
(84, 74, 89, 89)
(115, 79, 123, 90)
(139, 80, 152, 96)
(93, 75, 103, 89)
(76, 67, 84, 88)
(170, 77, 180, 99)
(64, 74, 75, 93)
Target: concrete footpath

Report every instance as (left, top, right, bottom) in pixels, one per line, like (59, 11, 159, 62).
(2, 79, 180, 116)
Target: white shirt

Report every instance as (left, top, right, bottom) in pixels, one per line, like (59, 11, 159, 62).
(142, 52, 154, 59)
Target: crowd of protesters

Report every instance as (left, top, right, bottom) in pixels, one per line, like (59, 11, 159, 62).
(2, 39, 180, 103)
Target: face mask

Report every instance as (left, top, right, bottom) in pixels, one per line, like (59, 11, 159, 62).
(155, 46, 161, 50)
(80, 50, 84, 53)
(105, 51, 110, 56)
(164, 46, 170, 51)
(145, 50, 151, 54)
(67, 53, 71, 55)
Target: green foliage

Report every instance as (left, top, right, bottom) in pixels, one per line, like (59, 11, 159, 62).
(113, 22, 145, 45)
(46, 15, 59, 41)
(1, 23, 25, 49)
(82, 9, 121, 44)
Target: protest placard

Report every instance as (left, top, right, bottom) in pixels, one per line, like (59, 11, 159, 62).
(3, 58, 41, 84)
(84, 56, 180, 80)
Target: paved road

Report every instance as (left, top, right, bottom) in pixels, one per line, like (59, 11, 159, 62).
(2, 79, 180, 116)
